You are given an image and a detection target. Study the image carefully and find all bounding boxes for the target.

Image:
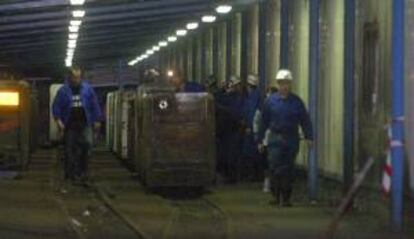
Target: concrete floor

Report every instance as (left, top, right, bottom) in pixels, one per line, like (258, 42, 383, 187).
(0, 149, 412, 239)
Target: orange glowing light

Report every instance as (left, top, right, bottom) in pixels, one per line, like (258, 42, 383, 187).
(0, 92, 19, 106)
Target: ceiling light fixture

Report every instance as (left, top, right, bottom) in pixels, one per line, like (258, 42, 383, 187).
(202, 15, 217, 23)
(146, 49, 154, 55)
(68, 39, 77, 45)
(186, 22, 199, 30)
(168, 36, 177, 42)
(176, 29, 187, 36)
(68, 33, 78, 40)
(128, 60, 137, 66)
(70, 0, 85, 5)
(70, 20, 82, 26)
(68, 41, 77, 48)
(69, 25, 79, 33)
(72, 10, 85, 18)
(216, 5, 232, 14)
(159, 41, 168, 47)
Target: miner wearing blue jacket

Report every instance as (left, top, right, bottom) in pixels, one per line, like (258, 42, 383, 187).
(258, 69, 313, 207)
(222, 76, 245, 182)
(242, 74, 261, 180)
(52, 66, 102, 183)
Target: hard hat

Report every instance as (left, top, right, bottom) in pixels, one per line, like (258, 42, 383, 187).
(247, 74, 259, 86)
(229, 75, 241, 86)
(207, 75, 217, 86)
(275, 69, 293, 81)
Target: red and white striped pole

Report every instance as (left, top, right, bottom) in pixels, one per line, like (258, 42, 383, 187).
(382, 126, 392, 194)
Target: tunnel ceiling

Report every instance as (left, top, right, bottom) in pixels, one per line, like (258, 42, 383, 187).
(0, 0, 254, 76)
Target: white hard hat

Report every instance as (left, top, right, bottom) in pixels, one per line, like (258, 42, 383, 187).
(230, 75, 241, 86)
(275, 69, 293, 81)
(247, 74, 259, 86)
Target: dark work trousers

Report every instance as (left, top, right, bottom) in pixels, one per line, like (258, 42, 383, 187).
(64, 127, 93, 180)
(242, 131, 260, 181)
(267, 133, 299, 204)
(223, 130, 243, 182)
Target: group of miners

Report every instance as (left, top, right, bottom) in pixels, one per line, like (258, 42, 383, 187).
(53, 66, 313, 207)
(204, 70, 313, 207)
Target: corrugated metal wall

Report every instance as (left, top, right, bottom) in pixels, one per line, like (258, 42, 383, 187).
(317, 0, 345, 177)
(247, 4, 259, 75)
(217, 22, 227, 83)
(186, 36, 194, 81)
(354, 0, 391, 185)
(195, 34, 203, 82)
(288, 0, 310, 167)
(231, 13, 242, 77)
(405, 0, 414, 196)
(205, 29, 214, 77)
(266, 0, 281, 86)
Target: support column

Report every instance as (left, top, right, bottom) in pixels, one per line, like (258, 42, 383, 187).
(280, 0, 289, 68)
(391, 0, 405, 232)
(241, 11, 249, 82)
(213, 26, 219, 77)
(308, 0, 320, 201)
(201, 31, 207, 81)
(226, 19, 233, 81)
(343, 0, 355, 193)
(258, 0, 268, 103)
(192, 37, 197, 82)
(117, 59, 124, 91)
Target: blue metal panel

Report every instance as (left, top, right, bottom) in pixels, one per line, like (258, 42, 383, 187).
(308, 0, 320, 201)
(258, 0, 268, 103)
(280, 0, 289, 68)
(391, 0, 405, 232)
(343, 0, 355, 192)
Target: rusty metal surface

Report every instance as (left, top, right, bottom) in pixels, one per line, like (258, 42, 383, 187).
(134, 88, 215, 187)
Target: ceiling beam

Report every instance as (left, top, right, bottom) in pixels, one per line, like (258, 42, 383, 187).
(0, 4, 207, 32)
(0, 0, 208, 24)
(0, 0, 67, 12)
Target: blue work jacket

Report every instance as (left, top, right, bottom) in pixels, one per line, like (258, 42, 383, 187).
(182, 81, 205, 93)
(259, 92, 313, 144)
(52, 81, 102, 126)
(244, 89, 260, 129)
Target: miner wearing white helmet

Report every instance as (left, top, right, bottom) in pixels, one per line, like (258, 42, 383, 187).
(258, 69, 313, 207)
